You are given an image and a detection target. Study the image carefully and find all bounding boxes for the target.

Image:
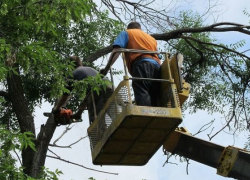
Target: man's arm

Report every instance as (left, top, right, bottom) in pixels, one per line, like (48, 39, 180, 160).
(110, 47, 121, 66)
(53, 94, 70, 112)
(110, 31, 128, 66)
(100, 46, 121, 75)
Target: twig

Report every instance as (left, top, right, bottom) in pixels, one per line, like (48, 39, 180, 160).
(47, 155, 118, 175)
(241, 48, 250, 53)
(49, 136, 88, 148)
(180, 35, 250, 60)
(14, 149, 22, 166)
(48, 148, 60, 158)
(53, 125, 74, 145)
(68, 135, 88, 147)
(185, 158, 190, 175)
(162, 151, 177, 166)
(208, 103, 237, 140)
(192, 119, 215, 136)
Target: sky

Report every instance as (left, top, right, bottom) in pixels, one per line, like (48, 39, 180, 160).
(34, 0, 250, 180)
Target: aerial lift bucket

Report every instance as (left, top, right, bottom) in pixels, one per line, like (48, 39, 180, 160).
(87, 49, 184, 165)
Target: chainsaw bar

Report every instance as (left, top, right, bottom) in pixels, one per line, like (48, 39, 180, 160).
(43, 112, 52, 117)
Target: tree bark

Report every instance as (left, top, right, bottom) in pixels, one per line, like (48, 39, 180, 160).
(7, 67, 36, 175)
(85, 45, 113, 63)
(7, 65, 58, 178)
(30, 116, 57, 177)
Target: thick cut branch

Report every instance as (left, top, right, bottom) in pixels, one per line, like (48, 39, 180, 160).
(152, 23, 250, 41)
(84, 45, 113, 63)
(84, 22, 250, 64)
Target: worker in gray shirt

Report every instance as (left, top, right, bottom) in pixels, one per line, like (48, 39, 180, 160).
(53, 56, 113, 124)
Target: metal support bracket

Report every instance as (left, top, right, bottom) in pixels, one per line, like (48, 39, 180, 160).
(217, 146, 239, 177)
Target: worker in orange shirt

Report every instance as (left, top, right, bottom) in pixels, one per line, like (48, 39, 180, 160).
(110, 22, 161, 106)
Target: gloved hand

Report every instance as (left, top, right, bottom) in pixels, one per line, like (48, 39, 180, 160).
(52, 108, 61, 114)
(71, 113, 82, 120)
(52, 106, 67, 114)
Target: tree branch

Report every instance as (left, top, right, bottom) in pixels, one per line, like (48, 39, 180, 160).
(0, 91, 9, 100)
(152, 23, 250, 41)
(179, 35, 250, 60)
(208, 93, 237, 140)
(101, 0, 176, 30)
(184, 38, 205, 67)
(83, 22, 250, 64)
(84, 45, 113, 63)
(48, 148, 61, 158)
(14, 149, 22, 166)
(47, 155, 119, 175)
(192, 119, 215, 136)
(52, 125, 74, 145)
(49, 135, 88, 148)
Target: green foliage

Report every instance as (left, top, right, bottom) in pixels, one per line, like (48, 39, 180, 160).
(0, 125, 61, 179)
(166, 10, 249, 125)
(0, 0, 94, 108)
(37, 167, 63, 180)
(66, 74, 113, 111)
(245, 135, 250, 151)
(88, 178, 96, 180)
(0, 0, 122, 115)
(0, 1, 123, 175)
(243, 9, 250, 20)
(0, 127, 35, 154)
(166, 11, 219, 113)
(65, 10, 123, 57)
(19, 131, 36, 152)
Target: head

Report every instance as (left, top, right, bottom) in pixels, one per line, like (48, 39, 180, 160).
(69, 56, 82, 68)
(127, 22, 141, 30)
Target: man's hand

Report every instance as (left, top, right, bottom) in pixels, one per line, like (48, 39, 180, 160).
(71, 113, 82, 120)
(52, 108, 61, 114)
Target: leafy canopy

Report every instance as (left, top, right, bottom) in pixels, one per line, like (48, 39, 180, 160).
(0, 125, 62, 179)
(0, 0, 123, 176)
(0, 0, 123, 112)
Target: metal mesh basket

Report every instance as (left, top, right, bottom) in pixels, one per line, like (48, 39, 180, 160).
(88, 81, 131, 150)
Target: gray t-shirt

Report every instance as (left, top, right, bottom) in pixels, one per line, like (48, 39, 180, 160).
(65, 66, 98, 93)
(72, 66, 98, 80)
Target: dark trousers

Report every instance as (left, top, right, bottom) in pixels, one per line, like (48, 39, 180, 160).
(87, 87, 113, 124)
(131, 61, 161, 106)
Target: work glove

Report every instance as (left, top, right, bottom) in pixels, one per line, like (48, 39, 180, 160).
(52, 108, 61, 114)
(71, 113, 82, 120)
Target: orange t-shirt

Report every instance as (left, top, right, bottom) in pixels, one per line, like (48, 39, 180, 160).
(125, 29, 161, 74)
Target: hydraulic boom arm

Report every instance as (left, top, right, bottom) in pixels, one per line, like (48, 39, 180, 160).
(164, 128, 250, 180)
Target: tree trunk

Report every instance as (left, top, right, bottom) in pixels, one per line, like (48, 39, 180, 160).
(7, 66, 57, 178)
(30, 116, 57, 177)
(7, 69, 36, 175)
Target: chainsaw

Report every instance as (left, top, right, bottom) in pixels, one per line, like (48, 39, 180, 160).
(43, 108, 82, 126)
